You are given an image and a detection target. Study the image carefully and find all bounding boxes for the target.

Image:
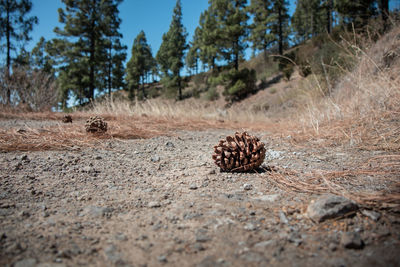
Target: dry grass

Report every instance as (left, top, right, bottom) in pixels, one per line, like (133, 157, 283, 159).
(266, 155, 400, 207)
(293, 26, 400, 151)
(268, 27, 400, 207)
(0, 110, 283, 152)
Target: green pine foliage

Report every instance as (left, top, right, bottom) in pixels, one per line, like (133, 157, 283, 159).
(210, 0, 249, 70)
(196, 8, 221, 71)
(156, 0, 188, 100)
(336, 0, 377, 28)
(30, 37, 54, 74)
(221, 67, 257, 102)
(247, 0, 275, 57)
(126, 31, 155, 100)
(48, 0, 126, 107)
(270, 0, 290, 55)
(186, 36, 200, 75)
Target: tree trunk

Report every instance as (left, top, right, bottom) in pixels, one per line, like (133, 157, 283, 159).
(108, 39, 112, 97)
(178, 74, 182, 100)
(89, 2, 96, 102)
(234, 44, 239, 71)
(380, 0, 389, 31)
(327, 0, 333, 34)
(6, 0, 11, 104)
(141, 76, 146, 99)
(278, 7, 283, 55)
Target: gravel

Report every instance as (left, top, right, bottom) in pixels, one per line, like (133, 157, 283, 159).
(0, 119, 399, 266)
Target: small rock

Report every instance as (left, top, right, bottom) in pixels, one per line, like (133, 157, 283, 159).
(197, 256, 217, 267)
(196, 230, 211, 242)
(157, 255, 167, 263)
(244, 223, 256, 231)
(148, 201, 161, 208)
(306, 194, 358, 223)
(104, 244, 124, 264)
(279, 211, 289, 224)
(243, 184, 253, 191)
(208, 169, 216, 175)
(361, 209, 381, 221)
(151, 155, 160, 162)
(254, 240, 274, 248)
(83, 206, 113, 218)
(252, 194, 280, 202)
(82, 166, 93, 173)
(115, 233, 128, 241)
(341, 232, 364, 249)
(165, 141, 175, 148)
(193, 242, 206, 251)
(14, 162, 22, 171)
(20, 210, 30, 218)
(329, 243, 337, 251)
(183, 212, 202, 220)
(189, 184, 198, 190)
(239, 251, 266, 263)
(14, 258, 37, 267)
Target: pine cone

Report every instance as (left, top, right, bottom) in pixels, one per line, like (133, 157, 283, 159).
(212, 132, 266, 172)
(62, 115, 72, 123)
(85, 116, 107, 133)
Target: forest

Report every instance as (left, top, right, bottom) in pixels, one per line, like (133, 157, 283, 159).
(0, 0, 394, 111)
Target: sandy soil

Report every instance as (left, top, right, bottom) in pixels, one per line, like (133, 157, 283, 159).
(0, 119, 399, 267)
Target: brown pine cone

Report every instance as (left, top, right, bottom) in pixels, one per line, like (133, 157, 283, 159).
(212, 132, 266, 172)
(85, 116, 107, 133)
(62, 115, 72, 123)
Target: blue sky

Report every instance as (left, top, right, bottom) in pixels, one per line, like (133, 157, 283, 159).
(23, 0, 400, 62)
(27, 0, 297, 61)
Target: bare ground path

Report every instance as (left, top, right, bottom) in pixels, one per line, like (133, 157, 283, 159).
(1, 120, 399, 267)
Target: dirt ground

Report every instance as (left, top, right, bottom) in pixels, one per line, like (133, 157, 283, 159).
(0, 119, 399, 267)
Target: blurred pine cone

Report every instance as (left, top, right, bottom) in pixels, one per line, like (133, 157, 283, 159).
(85, 116, 107, 133)
(62, 115, 72, 123)
(212, 132, 266, 172)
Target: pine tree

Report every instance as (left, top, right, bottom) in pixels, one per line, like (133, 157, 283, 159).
(195, 8, 221, 71)
(30, 37, 54, 73)
(270, 0, 290, 55)
(248, 0, 275, 59)
(103, 37, 126, 97)
(292, 0, 326, 43)
(211, 0, 249, 70)
(378, 0, 389, 30)
(186, 41, 200, 75)
(156, 0, 188, 100)
(335, 0, 377, 28)
(126, 31, 155, 99)
(0, 0, 38, 104)
(49, 0, 126, 105)
(99, 0, 127, 97)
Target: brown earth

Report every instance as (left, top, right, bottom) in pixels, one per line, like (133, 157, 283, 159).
(0, 118, 399, 267)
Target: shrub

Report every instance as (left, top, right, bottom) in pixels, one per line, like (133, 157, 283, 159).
(222, 68, 257, 103)
(0, 66, 58, 111)
(205, 86, 219, 101)
(278, 51, 295, 81)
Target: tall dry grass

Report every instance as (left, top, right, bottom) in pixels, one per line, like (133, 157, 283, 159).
(89, 96, 277, 125)
(293, 26, 400, 151)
